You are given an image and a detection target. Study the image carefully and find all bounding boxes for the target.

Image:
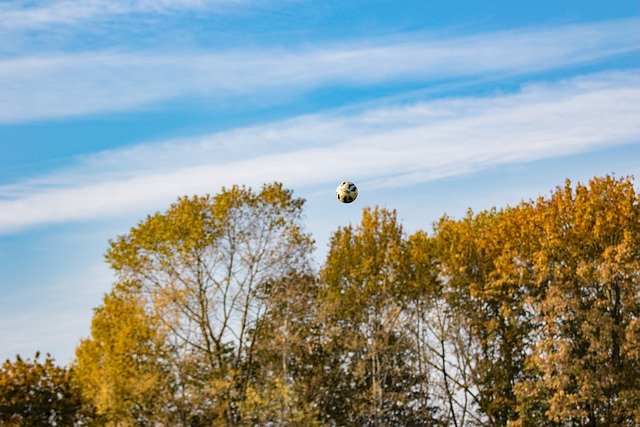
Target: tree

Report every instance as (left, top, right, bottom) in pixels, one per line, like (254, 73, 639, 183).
(433, 206, 536, 426)
(74, 285, 174, 426)
(69, 175, 638, 426)
(405, 230, 479, 427)
(102, 182, 315, 425)
(239, 271, 323, 426)
(513, 176, 640, 426)
(0, 352, 91, 426)
(432, 175, 640, 426)
(318, 206, 440, 426)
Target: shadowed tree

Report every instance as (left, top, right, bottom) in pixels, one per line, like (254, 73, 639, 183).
(0, 353, 92, 426)
(238, 272, 323, 426)
(404, 230, 482, 427)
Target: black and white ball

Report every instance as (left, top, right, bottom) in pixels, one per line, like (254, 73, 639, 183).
(336, 181, 358, 203)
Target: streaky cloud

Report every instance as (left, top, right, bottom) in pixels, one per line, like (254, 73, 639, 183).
(0, 18, 638, 123)
(0, 70, 638, 233)
(0, 0, 238, 29)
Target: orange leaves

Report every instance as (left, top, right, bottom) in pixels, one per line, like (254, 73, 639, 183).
(434, 175, 640, 425)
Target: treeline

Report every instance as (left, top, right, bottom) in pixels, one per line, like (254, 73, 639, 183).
(1, 176, 639, 426)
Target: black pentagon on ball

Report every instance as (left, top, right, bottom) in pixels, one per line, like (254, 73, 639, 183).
(336, 181, 358, 203)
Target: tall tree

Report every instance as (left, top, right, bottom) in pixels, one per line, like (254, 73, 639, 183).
(513, 176, 640, 426)
(434, 206, 536, 426)
(432, 175, 640, 426)
(102, 182, 315, 425)
(318, 206, 440, 426)
(239, 271, 323, 426)
(405, 230, 479, 427)
(74, 284, 174, 426)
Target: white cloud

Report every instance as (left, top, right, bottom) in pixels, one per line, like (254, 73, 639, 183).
(0, 18, 638, 123)
(0, 0, 238, 29)
(1, 70, 638, 233)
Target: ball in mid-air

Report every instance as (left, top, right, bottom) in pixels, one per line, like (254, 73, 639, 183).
(336, 181, 358, 203)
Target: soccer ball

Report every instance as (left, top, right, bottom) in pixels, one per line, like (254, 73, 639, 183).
(336, 181, 358, 203)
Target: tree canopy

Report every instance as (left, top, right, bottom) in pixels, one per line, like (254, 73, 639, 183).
(5, 176, 639, 426)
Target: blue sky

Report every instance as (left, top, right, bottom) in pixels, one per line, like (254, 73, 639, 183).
(1, 0, 639, 364)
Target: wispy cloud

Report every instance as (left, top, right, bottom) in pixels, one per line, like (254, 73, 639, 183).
(0, 0, 254, 54)
(1, 18, 638, 123)
(1, 70, 638, 233)
(0, 0, 238, 29)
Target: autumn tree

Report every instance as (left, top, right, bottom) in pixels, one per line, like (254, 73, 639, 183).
(69, 174, 638, 426)
(0, 352, 91, 426)
(432, 175, 640, 426)
(513, 176, 640, 426)
(318, 206, 441, 426)
(100, 182, 315, 425)
(239, 271, 323, 426)
(74, 285, 174, 426)
(433, 206, 536, 426)
(404, 230, 479, 427)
